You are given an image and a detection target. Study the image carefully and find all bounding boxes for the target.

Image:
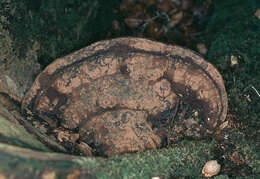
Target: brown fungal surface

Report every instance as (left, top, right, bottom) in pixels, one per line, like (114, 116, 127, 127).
(22, 37, 227, 157)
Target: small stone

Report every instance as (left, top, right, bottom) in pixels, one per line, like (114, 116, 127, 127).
(151, 177, 160, 179)
(197, 43, 207, 55)
(194, 110, 199, 117)
(230, 55, 238, 66)
(202, 160, 221, 178)
(255, 9, 260, 20)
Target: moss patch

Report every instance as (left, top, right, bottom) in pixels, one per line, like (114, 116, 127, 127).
(204, 0, 260, 131)
(1, 0, 120, 67)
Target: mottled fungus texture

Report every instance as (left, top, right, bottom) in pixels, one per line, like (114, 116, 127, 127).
(22, 38, 227, 157)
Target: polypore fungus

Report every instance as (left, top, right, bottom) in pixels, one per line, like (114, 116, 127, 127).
(22, 37, 227, 157)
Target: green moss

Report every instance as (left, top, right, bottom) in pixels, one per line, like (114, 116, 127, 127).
(0, 149, 81, 179)
(204, 0, 260, 131)
(0, 104, 51, 152)
(202, 1, 260, 177)
(1, 133, 256, 178)
(230, 129, 260, 176)
(1, 0, 120, 67)
(74, 140, 216, 178)
(0, 140, 217, 178)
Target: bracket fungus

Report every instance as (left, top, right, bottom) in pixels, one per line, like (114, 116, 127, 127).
(22, 37, 227, 157)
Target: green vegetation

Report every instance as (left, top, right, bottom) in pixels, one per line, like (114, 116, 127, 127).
(205, 0, 260, 132)
(1, 0, 120, 67)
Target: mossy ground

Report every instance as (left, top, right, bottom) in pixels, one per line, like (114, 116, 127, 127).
(0, 140, 218, 178)
(0, 0, 259, 178)
(205, 0, 260, 131)
(203, 1, 260, 176)
(1, 0, 120, 68)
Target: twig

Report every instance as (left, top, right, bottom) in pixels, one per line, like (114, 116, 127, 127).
(141, 11, 170, 32)
(251, 86, 260, 98)
(167, 98, 180, 146)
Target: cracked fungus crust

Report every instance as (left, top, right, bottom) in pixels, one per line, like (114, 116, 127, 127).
(22, 37, 227, 157)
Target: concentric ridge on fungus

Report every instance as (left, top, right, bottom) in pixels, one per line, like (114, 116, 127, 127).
(22, 37, 228, 157)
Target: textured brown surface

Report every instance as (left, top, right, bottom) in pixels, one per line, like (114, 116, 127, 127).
(22, 37, 227, 157)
